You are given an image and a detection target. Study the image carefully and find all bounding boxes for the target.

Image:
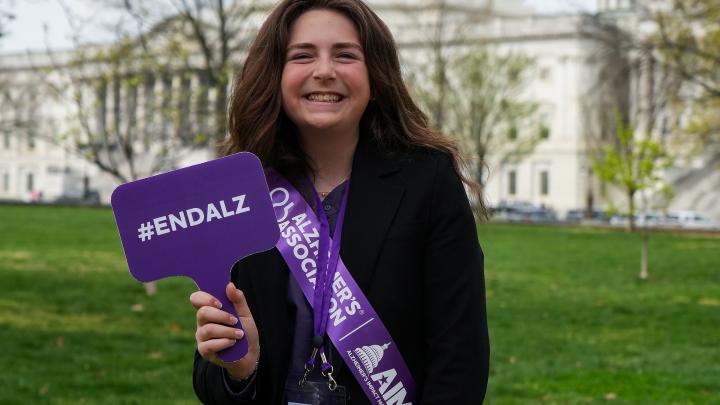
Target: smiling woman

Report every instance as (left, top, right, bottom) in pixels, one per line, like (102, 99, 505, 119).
(281, 9, 371, 139)
(191, 1, 489, 404)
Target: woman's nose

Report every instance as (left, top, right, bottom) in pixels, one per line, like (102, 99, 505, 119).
(313, 56, 336, 80)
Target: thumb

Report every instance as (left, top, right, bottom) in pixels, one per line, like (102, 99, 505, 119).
(226, 282, 252, 319)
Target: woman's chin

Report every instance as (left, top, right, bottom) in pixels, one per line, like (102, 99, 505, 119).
(299, 119, 347, 133)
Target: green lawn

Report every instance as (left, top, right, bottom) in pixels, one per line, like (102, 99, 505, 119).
(0, 205, 718, 404)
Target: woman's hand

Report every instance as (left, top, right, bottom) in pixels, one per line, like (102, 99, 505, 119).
(190, 282, 260, 380)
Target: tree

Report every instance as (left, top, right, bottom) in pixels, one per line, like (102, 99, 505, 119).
(592, 116, 672, 279)
(38, 37, 190, 184)
(587, 0, 720, 153)
(581, 7, 685, 219)
(36, 0, 257, 296)
(35, 0, 259, 185)
(651, 0, 720, 147)
(117, 0, 260, 153)
(0, 1, 17, 133)
(580, 14, 634, 219)
(0, 0, 13, 39)
(393, 0, 495, 131)
(404, 0, 538, 186)
(448, 48, 538, 186)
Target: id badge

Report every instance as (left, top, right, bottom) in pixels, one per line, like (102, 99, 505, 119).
(285, 380, 347, 405)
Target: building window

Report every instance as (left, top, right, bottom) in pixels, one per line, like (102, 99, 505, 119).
(27, 129, 36, 150)
(143, 74, 156, 135)
(26, 173, 34, 192)
(161, 74, 173, 140)
(95, 79, 108, 134)
(178, 75, 192, 143)
(2, 131, 9, 149)
(2, 172, 8, 192)
(540, 170, 549, 196)
(508, 170, 517, 196)
(539, 66, 551, 81)
(507, 125, 518, 141)
(539, 124, 550, 140)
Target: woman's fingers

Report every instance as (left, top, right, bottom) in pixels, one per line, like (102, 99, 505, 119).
(225, 283, 260, 358)
(227, 282, 253, 319)
(196, 322, 244, 342)
(197, 338, 237, 359)
(191, 286, 258, 368)
(190, 285, 259, 368)
(196, 305, 239, 328)
(189, 290, 223, 310)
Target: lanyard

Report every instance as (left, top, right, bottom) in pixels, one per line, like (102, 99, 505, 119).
(269, 170, 418, 404)
(301, 177, 351, 390)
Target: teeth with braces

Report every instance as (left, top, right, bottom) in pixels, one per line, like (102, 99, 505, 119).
(307, 94, 341, 102)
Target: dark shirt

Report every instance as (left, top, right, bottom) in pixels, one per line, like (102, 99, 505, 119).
(224, 177, 348, 399)
(286, 178, 347, 385)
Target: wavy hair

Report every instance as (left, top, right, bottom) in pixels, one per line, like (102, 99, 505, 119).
(224, 0, 486, 217)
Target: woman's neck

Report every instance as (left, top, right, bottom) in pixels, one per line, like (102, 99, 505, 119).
(299, 128, 359, 191)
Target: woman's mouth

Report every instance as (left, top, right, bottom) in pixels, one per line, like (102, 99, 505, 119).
(305, 93, 343, 103)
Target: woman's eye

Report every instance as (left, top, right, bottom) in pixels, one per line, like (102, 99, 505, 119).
(337, 52, 357, 59)
(290, 53, 312, 60)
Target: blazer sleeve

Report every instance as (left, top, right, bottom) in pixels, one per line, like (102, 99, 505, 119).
(192, 351, 257, 404)
(420, 154, 490, 403)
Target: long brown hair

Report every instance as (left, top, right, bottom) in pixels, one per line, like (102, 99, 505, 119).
(225, 0, 487, 217)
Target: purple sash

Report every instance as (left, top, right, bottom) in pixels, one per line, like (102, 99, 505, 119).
(267, 171, 417, 405)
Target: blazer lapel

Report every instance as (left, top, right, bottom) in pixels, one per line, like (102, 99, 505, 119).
(341, 139, 404, 292)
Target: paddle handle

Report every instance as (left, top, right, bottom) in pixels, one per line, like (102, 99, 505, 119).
(195, 278, 249, 363)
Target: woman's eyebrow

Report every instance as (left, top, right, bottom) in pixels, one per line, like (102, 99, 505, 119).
(287, 42, 363, 51)
(287, 43, 315, 51)
(333, 42, 362, 51)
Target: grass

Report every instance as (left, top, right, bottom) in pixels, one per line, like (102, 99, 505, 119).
(0, 205, 198, 404)
(0, 205, 718, 404)
(481, 223, 720, 404)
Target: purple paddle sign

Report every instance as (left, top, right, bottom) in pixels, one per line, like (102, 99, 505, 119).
(111, 152, 279, 362)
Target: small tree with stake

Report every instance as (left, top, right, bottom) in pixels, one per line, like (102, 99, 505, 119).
(593, 116, 672, 279)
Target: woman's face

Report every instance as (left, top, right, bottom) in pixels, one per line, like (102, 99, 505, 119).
(281, 9, 371, 136)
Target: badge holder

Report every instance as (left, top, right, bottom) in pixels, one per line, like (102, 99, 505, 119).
(286, 380, 347, 405)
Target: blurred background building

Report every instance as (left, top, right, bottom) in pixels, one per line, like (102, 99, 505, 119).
(0, 0, 718, 221)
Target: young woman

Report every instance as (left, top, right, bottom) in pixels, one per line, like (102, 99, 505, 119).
(190, 1, 489, 404)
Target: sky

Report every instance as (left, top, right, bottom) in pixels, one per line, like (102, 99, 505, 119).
(0, 0, 597, 55)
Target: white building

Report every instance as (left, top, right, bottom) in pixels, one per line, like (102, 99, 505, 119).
(0, 51, 98, 203)
(0, 0, 717, 218)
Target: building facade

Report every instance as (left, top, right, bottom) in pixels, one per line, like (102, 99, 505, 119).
(0, 0, 717, 218)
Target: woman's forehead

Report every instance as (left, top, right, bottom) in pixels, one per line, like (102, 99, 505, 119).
(287, 42, 362, 52)
(287, 9, 361, 46)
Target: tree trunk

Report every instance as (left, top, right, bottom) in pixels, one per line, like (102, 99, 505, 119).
(475, 145, 486, 187)
(627, 190, 636, 232)
(144, 282, 157, 296)
(431, 0, 447, 129)
(585, 168, 595, 220)
(214, 81, 228, 156)
(639, 228, 649, 280)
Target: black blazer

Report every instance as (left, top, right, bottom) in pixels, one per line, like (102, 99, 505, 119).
(193, 139, 489, 404)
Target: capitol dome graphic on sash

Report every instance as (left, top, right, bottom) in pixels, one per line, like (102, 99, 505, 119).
(354, 343, 390, 374)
